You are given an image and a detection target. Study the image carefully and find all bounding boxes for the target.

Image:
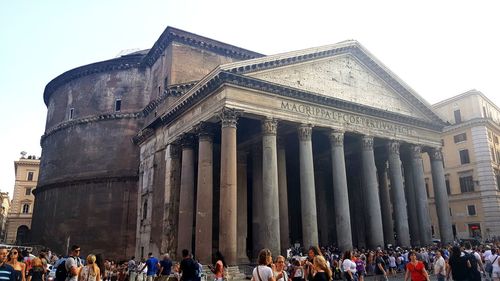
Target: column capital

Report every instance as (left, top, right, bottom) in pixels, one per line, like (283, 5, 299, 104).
(387, 140, 400, 155)
(361, 135, 374, 151)
(410, 144, 423, 159)
(180, 133, 196, 149)
(218, 107, 240, 128)
(329, 130, 345, 147)
(298, 124, 313, 141)
(262, 118, 278, 136)
(428, 147, 444, 161)
(168, 142, 180, 159)
(195, 122, 215, 142)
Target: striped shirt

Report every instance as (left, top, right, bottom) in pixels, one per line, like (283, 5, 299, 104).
(0, 263, 15, 281)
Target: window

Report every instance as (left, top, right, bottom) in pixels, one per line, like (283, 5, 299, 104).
(164, 76, 169, 89)
(454, 109, 462, 123)
(467, 205, 476, 216)
(483, 106, 488, 118)
(425, 178, 430, 198)
(27, 171, 34, 181)
(452, 225, 457, 237)
(25, 188, 31, 196)
(453, 133, 467, 143)
(459, 175, 474, 193)
(69, 108, 74, 120)
(22, 204, 29, 214)
(496, 150, 500, 164)
(115, 99, 122, 112)
(431, 225, 435, 236)
(459, 149, 470, 164)
(445, 176, 451, 195)
(449, 208, 452, 216)
(492, 148, 497, 163)
(495, 170, 500, 191)
(495, 135, 499, 144)
(142, 200, 148, 220)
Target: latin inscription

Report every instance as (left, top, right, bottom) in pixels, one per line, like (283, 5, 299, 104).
(280, 101, 416, 136)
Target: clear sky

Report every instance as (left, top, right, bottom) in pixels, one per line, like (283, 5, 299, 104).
(1, 0, 499, 198)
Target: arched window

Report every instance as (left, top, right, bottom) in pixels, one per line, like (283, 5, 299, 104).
(22, 204, 30, 214)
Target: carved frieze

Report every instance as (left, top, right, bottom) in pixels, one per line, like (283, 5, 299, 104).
(387, 141, 400, 155)
(361, 135, 374, 150)
(329, 130, 345, 147)
(298, 124, 313, 141)
(218, 107, 240, 128)
(429, 147, 444, 161)
(262, 118, 278, 136)
(410, 145, 423, 159)
(195, 122, 214, 142)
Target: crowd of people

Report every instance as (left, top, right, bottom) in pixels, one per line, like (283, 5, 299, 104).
(0, 240, 499, 281)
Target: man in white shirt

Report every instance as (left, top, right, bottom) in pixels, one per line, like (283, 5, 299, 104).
(433, 250, 446, 281)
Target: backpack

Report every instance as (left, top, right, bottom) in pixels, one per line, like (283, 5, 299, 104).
(463, 252, 480, 281)
(486, 255, 499, 275)
(55, 260, 68, 281)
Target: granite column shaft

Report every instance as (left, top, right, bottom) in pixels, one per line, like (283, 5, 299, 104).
(410, 145, 432, 246)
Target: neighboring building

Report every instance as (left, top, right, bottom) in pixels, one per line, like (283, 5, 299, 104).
(424, 90, 500, 241)
(34, 26, 454, 261)
(0, 192, 10, 241)
(5, 155, 40, 244)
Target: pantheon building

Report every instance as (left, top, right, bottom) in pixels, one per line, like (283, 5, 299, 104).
(33, 26, 453, 264)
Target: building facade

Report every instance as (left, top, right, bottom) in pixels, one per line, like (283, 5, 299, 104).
(5, 155, 39, 244)
(0, 192, 10, 242)
(424, 90, 500, 241)
(34, 26, 455, 261)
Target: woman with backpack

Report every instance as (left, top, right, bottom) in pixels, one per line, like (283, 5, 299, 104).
(27, 258, 44, 281)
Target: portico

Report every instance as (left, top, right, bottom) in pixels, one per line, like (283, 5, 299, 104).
(136, 41, 454, 264)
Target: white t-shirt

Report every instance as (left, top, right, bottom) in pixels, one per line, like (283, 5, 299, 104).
(253, 265, 273, 281)
(342, 259, 357, 274)
(433, 256, 446, 275)
(488, 254, 500, 273)
(388, 256, 396, 267)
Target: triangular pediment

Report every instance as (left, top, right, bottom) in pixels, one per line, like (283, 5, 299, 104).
(219, 41, 442, 123)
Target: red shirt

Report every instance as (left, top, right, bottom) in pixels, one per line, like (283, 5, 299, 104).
(406, 261, 426, 281)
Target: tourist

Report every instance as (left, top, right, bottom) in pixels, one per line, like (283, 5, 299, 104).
(27, 258, 44, 281)
(404, 251, 429, 281)
(487, 248, 499, 281)
(95, 255, 105, 280)
(433, 250, 446, 281)
(373, 251, 387, 281)
(78, 255, 101, 281)
(7, 247, 26, 281)
(354, 253, 365, 281)
(311, 256, 331, 281)
(139, 253, 159, 281)
(251, 249, 274, 281)
(179, 250, 197, 281)
(290, 259, 304, 281)
(388, 252, 396, 276)
(65, 246, 83, 281)
(158, 254, 172, 281)
(127, 257, 137, 281)
(136, 259, 147, 281)
(209, 251, 226, 281)
(305, 246, 322, 281)
(0, 246, 16, 281)
(447, 245, 469, 281)
(341, 251, 356, 281)
(463, 242, 483, 281)
(274, 256, 288, 281)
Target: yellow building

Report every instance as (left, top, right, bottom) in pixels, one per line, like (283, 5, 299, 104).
(5, 154, 40, 244)
(424, 90, 500, 241)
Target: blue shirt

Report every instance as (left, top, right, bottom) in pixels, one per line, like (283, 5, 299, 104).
(159, 259, 172, 275)
(146, 257, 159, 276)
(0, 263, 16, 281)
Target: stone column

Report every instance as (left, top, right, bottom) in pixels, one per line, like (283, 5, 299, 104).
(360, 135, 385, 249)
(194, 123, 214, 264)
(387, 141, 411, 247)
(237, 151, 248, 263)
(277, 138, 290, 253)
(403, 157, 420, 246)
(261, 118, 281, 256)
(161, 143, 181, 257)
(315, 166, 329, 247)
(329, 130, 353, 251)
(428, 148, 454, 244)
(410, 145, 433, 246)
(252, 144, 263, 258)
(298, 124, 318, 248)
(218, 108, 239, 265)
(377, 159, 395, 247)
(177, 134, 196, 256)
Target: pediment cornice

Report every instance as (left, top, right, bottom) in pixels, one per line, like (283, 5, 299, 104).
(134, 71, 444, 145)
